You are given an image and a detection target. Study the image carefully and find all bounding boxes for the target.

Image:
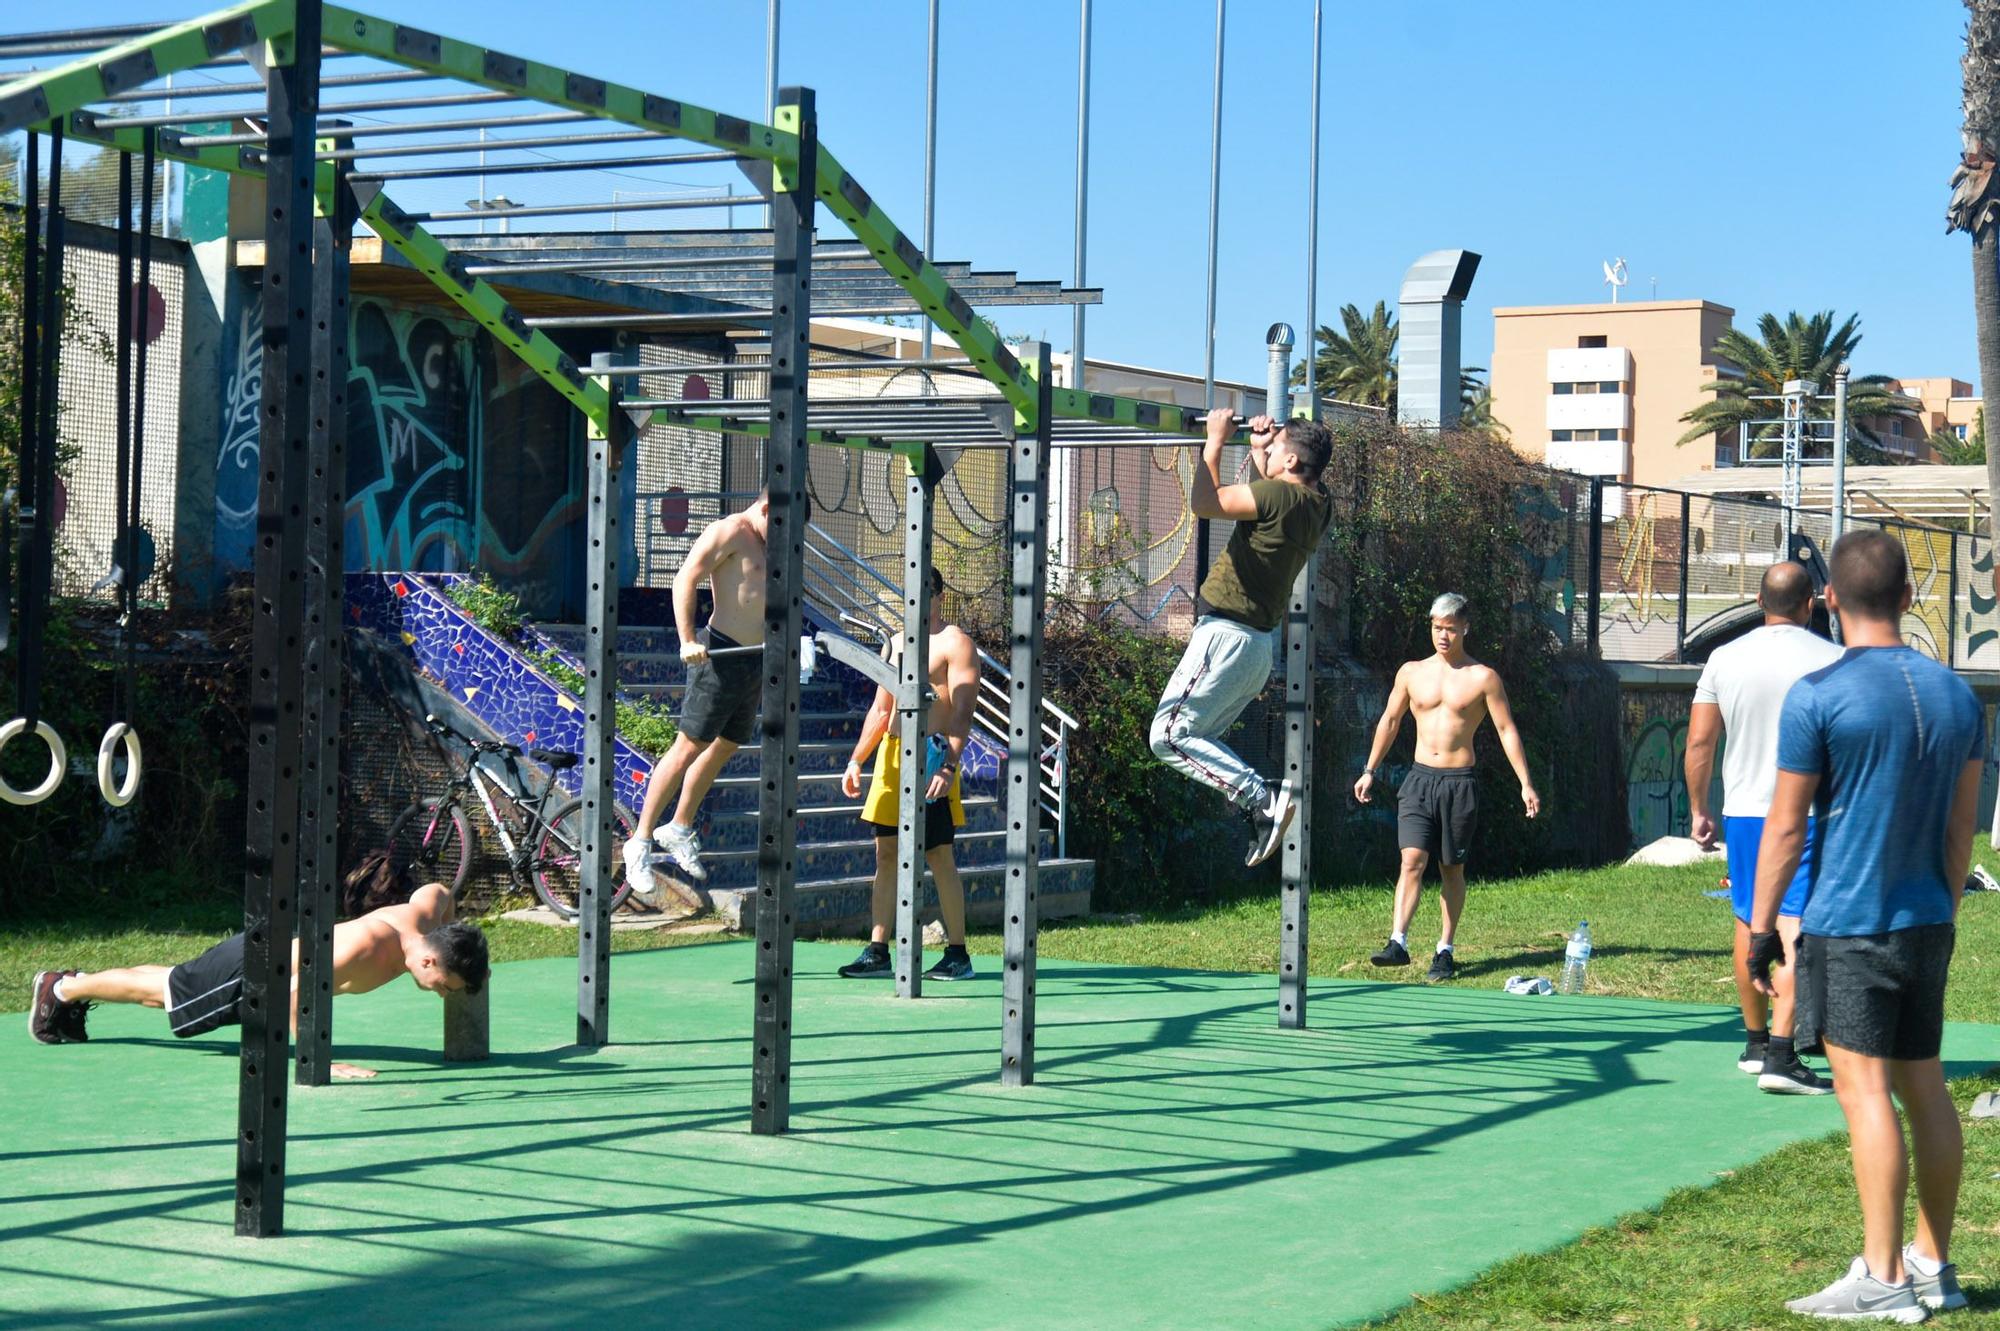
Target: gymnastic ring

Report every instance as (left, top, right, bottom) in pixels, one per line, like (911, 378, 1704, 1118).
(97, 722, 143, 807)
(0, 717, 67, 806)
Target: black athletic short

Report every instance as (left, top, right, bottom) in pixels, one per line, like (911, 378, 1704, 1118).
(1794, 922, 1955, 1061)
(861, 799, 958, 849)
(167, 933, 246, 1038)
(680, 626, 761, 746)
(1397, 763, 1479, 866)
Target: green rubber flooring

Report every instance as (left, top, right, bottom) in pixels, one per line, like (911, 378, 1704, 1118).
(6, 941, 1999, 1330)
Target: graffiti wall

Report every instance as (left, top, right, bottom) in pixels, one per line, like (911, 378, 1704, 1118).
(1620, 683, 1728, 847)
(214, 292, 584, 617)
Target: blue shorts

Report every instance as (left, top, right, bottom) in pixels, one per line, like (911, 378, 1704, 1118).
(1724, 815, 1813, 924)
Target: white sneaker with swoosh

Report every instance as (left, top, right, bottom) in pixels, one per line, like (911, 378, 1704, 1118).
(1783, 1257, 1928, 1323)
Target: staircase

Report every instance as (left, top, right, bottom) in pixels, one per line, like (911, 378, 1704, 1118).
(527, 619, 1092, 932)
(349, 572, 1094, 935)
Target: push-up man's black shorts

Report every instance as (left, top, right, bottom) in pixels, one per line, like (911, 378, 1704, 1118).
(167, 932, 246, 1038)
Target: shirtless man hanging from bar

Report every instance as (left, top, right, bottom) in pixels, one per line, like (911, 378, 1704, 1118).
(624, 490, 779, 908)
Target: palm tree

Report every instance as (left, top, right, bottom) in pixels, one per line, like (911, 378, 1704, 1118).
(1304, 301, 1398, 411)
(1675, 311, 1918, 461)
(1930, 407, 1987, 465)
(1459, 374, 1508, 440)
(1951, 0, 2000, 555)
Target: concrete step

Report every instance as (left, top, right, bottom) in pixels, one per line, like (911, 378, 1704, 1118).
(705, 856, 1096, 938)
(690, 795, 1006, 853)
(639, 827, 1050, 893)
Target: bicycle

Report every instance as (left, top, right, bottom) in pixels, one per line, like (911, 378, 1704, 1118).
(386, 714, 635, 919)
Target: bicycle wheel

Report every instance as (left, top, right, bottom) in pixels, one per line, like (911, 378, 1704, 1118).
(531, 799, 637, 919)
(386, 798, 475, 898)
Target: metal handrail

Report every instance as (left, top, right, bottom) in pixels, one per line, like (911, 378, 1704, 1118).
(803, 520, 1077, 856)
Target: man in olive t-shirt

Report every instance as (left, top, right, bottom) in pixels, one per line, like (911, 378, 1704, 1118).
(1150, 408, 1333, 867)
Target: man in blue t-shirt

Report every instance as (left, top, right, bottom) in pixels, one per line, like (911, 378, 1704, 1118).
(1750, 529, 1985, 1321)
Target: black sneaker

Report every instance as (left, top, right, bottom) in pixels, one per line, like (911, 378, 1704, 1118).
(1736, 1041, 1769, 1074)
(922, 946, 975, 982)
(1244, 781, 1296, 868)
(1758, 1052, 1833, 1096)
(55, 1000, 91, 1043)
(837, 944, 893, 979)
(1370, 939, 1411, 967)
(28, 970, 79, 1045)
(1426, 949, 1457, 983)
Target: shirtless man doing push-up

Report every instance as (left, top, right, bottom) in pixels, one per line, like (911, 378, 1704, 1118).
(28, 883, 488, 1079)
(1354, 592, 1540, 982)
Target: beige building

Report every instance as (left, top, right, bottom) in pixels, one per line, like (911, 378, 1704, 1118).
(1883, 376, 1980, 460)
(1490, 299, 1738, 494)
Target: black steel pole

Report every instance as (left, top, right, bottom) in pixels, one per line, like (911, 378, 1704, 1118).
(577, 356, 626, 1048)
(1949, 534, 1961, 669)
(1676, 490, 1691, 662)
(752, 86, 816, 1136)
(295, 140, 351, 1087)
(238, 0, 320, 1239)
(893, 454, 935, 998)
(1279, 539, 1315, 1030)
(1586, 478, 1603, 655)
(1001, 346, 1052, 1087)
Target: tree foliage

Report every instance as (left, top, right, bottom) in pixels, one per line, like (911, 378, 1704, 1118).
(1930, 406, 1986, 465)
(1674, 311, 1918, 461)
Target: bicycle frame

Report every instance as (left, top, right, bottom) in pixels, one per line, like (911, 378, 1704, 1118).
(423, 731, 565, 881)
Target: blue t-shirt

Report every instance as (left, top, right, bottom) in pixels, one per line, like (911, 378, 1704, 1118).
(1776, 646, 1985, 937)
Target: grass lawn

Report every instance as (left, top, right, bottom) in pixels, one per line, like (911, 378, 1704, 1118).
(8, 844, 2000, 1328)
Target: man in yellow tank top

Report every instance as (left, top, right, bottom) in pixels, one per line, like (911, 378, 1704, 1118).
(836, 568, 982, 981)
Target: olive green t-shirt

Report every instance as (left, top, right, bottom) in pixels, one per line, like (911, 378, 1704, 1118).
(1197, 479, 1332, 632)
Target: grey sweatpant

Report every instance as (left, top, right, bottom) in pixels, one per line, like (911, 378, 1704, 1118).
(1149, 615, 1273, 810)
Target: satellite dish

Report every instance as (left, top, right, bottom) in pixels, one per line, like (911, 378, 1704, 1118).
(1602, 257, 1629, 303)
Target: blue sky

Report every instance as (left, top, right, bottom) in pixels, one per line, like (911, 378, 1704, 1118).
(52, 0, 1979, 387)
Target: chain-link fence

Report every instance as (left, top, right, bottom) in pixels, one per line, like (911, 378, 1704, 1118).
(1587, 480, 1980, 665)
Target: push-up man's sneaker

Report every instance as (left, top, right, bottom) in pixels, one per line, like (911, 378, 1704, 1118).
(1426, 949, 1457, 983)
(1783, 1257, 1928, 1323)
(622, 838, 664, 909)
(1244, 781, 1296, 868)
(55, 1000, 90, 1043)
(28, 970, 79, 1045)
(656, 821, 708, 883)
(1737, 1040, 1769, 1074)
(1758, 1051, 1834, 1096)
(923, 946, 976, 982)
(1370, 939, 1411, 968)
(838, 943, 893, 979)
(1904, 1244, 1967, 1312)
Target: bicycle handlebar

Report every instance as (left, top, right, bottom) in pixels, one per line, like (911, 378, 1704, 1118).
(424, 713, 522, 757)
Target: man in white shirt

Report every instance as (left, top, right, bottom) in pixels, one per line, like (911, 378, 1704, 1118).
(1685, 560, 1842, 1094)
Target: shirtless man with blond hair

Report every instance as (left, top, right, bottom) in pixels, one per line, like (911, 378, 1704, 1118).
(834, 567, 983, 981)
(1354, 591, 1540, 982)
(28, 883, 488, 1079)
(625, 490, 780, 906)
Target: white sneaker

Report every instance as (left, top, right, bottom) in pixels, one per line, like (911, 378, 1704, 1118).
(1783, 1257, 1928, 1323)
(622, 837, 665, 908)
(655, 821, 708, 882)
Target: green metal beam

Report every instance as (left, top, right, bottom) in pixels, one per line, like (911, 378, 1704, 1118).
(808, 142, 1038, 426)
(0, 0, 292, 137)
(355, 185, 611, 428)
(52, 111, 257, 177)
(665, 413, 924, 463)
(320, 5, 794, 166)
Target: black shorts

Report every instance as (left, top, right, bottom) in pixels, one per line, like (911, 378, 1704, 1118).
(167, 933, 246, 1038)
(680, 626, 761, 747)
(861, 799, 958, 849)
(1795, 923, 1955, 1061)
(1398, 763, 1479, 866)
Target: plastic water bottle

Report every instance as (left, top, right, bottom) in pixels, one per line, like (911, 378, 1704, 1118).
(798, 633, 817, 685)
(1558, 920, 1592, 995)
